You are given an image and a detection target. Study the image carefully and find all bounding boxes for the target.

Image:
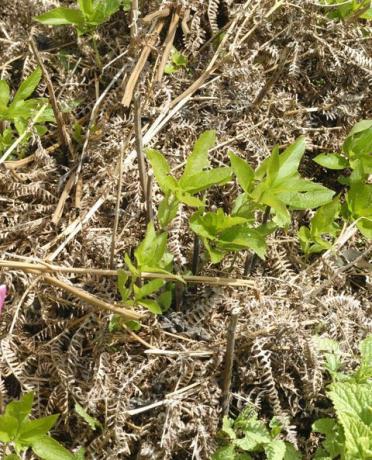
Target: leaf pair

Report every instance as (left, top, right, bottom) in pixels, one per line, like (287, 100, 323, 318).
(231, 137, 334, 227)
(147, 130, 232, 227)
(164, 47, 188, 75)
(35, 0, 126, 36)
(0, 392, 80, 460)
(190, 208, 272, 263)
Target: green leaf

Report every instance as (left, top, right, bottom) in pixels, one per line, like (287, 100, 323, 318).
(134, 222, 167, 267)
(311, 197, 341, 237)
(34, 8, 85, 26)
(276, 186, 334, 210)
(0, 80, 10, 107)
(158, 194, 179, 227)
(276, 136, 306, 182)
(221, 416, 236, 440)
(211, 444, 236, 460)
(117, 269, 130, 302)
(31, 435, 75, 460)
(124, 253, 139, 277)
(134, 279, 165, 300)
(283, 443, 301, 460)
(313, 153, 349, 170)
(175, 190, 205, 207)
(146, 149, 177, 193)
(89, 0, 122, 24)
(180, 167, 232, 194)
(18, 414, 59, 442)
(0, 414, 18, 442)
(138, 299, 162, 314)
(4, 455, 21, 460)
(5, 392, 34, 424)
(356, 218, 372, 240)
(313, 418, 338, 436)
(158, 288, 172, 312)
(327, 382, 372, 459)
(347, 119, 372, 137)
(264, 439, 286, 460)
(75, 403, 101, 431)
(13, 68, 42, 104)
(229, 151, 255, 193)
(78, 0, 93, 16)
(181, 130, 216, 180)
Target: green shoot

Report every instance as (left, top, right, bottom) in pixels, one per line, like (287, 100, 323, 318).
(164, 47, 188, 75)
(319, 0, 372, 20)
(34, 0, 127, 36)
(0, 392, 82, 459)
(0, 68, 54, 158)
(147, 130, 232, 227)
(212, 405, 300, 460)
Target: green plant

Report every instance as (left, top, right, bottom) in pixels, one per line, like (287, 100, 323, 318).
(189, 208, 272, 263)
(319, 0, 372, 20)
(0, 392, 83, 459)
(212, 406, 300, 460)
(164, 47, 188, 74)
(115, 222, 182, 320)
(34, 0, 130, 36)
(0, 68, 54, 157)
(147, 130, 232, 228)
(231, 137, 335, 228)
(312, 334, 372, 460)
(300, 120, 372, 254)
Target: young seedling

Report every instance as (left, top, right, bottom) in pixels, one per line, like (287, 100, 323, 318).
(229, 136, 334, 273)
(312, 120, 372, 241)
(164, 47, 188, 75)
(111, 222, 183, 331)
(0, 392, 83, 459)
(146, 130, 232, 228)
(212, 405, 300, 460)
(0, 68, 54, 157)
(34, 0, 128, 36)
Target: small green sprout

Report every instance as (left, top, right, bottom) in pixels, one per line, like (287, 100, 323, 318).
(0, 68, 54, 157)
(34, 0, 129, 36)
(164, 47, 188, 75)
(0, 392, 83, 459)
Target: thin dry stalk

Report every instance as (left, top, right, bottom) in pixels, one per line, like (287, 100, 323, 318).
(134, 95, 148, 201)
(221, 309, 239, 416)
(155, 10, 180, 82)
(110, 143, 125, 269)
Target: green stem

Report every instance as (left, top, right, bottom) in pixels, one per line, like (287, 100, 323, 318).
(91, 36, 102, 69)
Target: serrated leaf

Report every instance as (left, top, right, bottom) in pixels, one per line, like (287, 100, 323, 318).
(34, 7, 85, 26)
(31, 435, 75, 460)
(75, 403, 101, 431)
(229, 152, 254, 193)
(117, 269, 130, 302)
(313, 153, 348, 170)
(264, 439, 286, 460)
(175, 190, 205, 207)
(181, 130, 216, 180)
(13, 68, 42, 104)
(134, 222, 167, 267)
(283, 443, 301, 460)
(18, 414, 59, 442)
(211, 444, 236, 460)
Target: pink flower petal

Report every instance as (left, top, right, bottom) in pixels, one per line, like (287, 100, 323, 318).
(0, 285, 7, 314)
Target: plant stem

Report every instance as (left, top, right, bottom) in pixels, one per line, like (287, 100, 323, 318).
(221, 309, 239, 416)
(192, 234, 200, 275)
(134, 95, 149, 203)
(146, 172, 154, 223)
(91, 36, 102, 69)
(243, 206, 271, 276)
